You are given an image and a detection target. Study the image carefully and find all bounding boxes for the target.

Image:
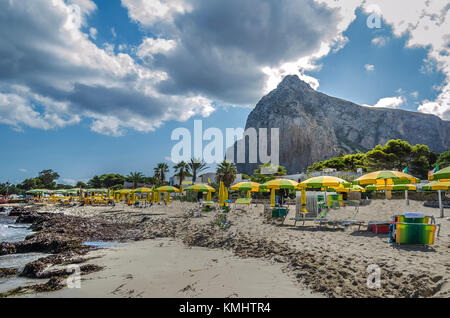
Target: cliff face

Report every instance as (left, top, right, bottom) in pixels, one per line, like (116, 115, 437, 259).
(235, 75, 450, 174)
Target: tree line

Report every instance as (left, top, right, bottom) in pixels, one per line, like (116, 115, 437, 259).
(0, 158, 240, 194)
(307, 139, 450, 179)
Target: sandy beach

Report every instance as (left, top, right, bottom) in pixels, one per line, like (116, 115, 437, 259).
(35, 238, 319, 298)
(1, 198, 449, 298)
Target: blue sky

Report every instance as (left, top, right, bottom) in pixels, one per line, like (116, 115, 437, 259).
(0, 0, 449, 185)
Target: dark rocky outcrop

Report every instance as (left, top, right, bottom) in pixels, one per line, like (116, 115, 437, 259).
(234, 75, 450, 174)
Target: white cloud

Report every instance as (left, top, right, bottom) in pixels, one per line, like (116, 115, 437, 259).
(0, 91, 80, 131)
(137, 37, 177, 59)
(121, 0, 190, 25)
(19, 168, 28, 173)
(89, 27, 97, 40)
(365, 96, 405, 109)
(371, 36, 388, 47)
(411, 91, 419, 98)
(0, 0, 214, 136)
(365, 64, 375, 71)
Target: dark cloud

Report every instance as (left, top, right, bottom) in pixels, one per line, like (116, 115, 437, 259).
(143, 0, 340, 104)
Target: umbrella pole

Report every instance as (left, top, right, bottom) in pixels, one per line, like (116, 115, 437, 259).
(385, 180, 387, 200)
(405, 190, 409, 206)
(438, 190, 444, 218)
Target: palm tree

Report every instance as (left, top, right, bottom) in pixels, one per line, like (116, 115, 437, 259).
(154, 163, 169, 185)
(215, 160, 237, 188)
(188, 158, 208, 183)
(173, 161, 189, 186)
(127, 172, 144, 188)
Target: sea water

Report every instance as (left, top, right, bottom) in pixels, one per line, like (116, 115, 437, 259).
(0, 208, 49, 293)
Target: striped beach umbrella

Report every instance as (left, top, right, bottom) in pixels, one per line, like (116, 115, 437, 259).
(132, 187, 153, 193)
(299, 176, 350, 189)
(422, 180, 450, 191)
(263, 179, 299, 190)
(423, 180, 449, 218)
(334, 184, 365, 193)
(429, 166, 450, 181)
(230, 182, 261, 192)
(354, 170, 417, 185)
(366, 184, 417, 191)
(184, 184, 216, 192)
(156, 186, 180, 193)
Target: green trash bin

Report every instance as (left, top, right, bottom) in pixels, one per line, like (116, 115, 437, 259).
(272, 209, 279, 218)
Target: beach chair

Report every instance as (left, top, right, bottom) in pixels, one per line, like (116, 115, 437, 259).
(390, 213, 440, 246)
(235, 198, 251, 211)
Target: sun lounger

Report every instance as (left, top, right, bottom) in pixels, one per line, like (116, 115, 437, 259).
(235, 198, 251, 206)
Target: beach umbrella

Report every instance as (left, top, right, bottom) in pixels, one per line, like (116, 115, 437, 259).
(219, 181, 225, 206)
(230, 182, 262, 192)
(156, 186, 178, 204)
(423, 180, 450, 218)
(334, 184, 365, 193)
(354, 170, 417, 200)
(263, 179, 298, 207)
(429, 166, 450, 181)
(132, 187, 153, 193)
(423, 180, 450, 191)
(300, 176, 350, 189)
(263, 179, 299, 190)
(354, 170, 417, 185)
(156, 186, 180, 193)
(184, 184, 216, 192)
(366, 184, 416, 191)
(299, 176, 350, 208)
(230, 181, 263, 201)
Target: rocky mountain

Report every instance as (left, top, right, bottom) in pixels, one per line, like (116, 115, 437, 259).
(234, 75, 450, 175)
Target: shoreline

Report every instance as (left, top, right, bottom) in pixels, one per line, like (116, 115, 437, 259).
(0, 200, 449, 298)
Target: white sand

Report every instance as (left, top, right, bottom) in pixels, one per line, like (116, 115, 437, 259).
(37, 238, 320, 298)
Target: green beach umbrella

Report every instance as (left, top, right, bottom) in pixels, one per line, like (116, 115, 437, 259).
(422, 180, 450, 191)
(263, 179, 299, 190)
(230, 182, 262, 192)
(156, 186, 180, 193)
(354, 170, 418, 185)
(299, 176, 350, 189)
(430, 166, 450, 181)
(184, 184, 216, 192)
(131, 187, 153, 194)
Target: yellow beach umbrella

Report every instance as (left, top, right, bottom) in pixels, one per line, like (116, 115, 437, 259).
(184, 184, 216, 192)
(354, 170, 417, 185)
(334, 184, 365, 193)
(429, 166, 450, 181)
(156, 186, 180, 193)
(132, 187, 153, 193)
(299, 176, 350, 189)
(263, 179, 298, 190)
(423, 180, 450, 190)
(423, 180, 450, 218)
(230, 182, 261, 192)
(354, 170, 417, 200)
(219, 181, 225, 207)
